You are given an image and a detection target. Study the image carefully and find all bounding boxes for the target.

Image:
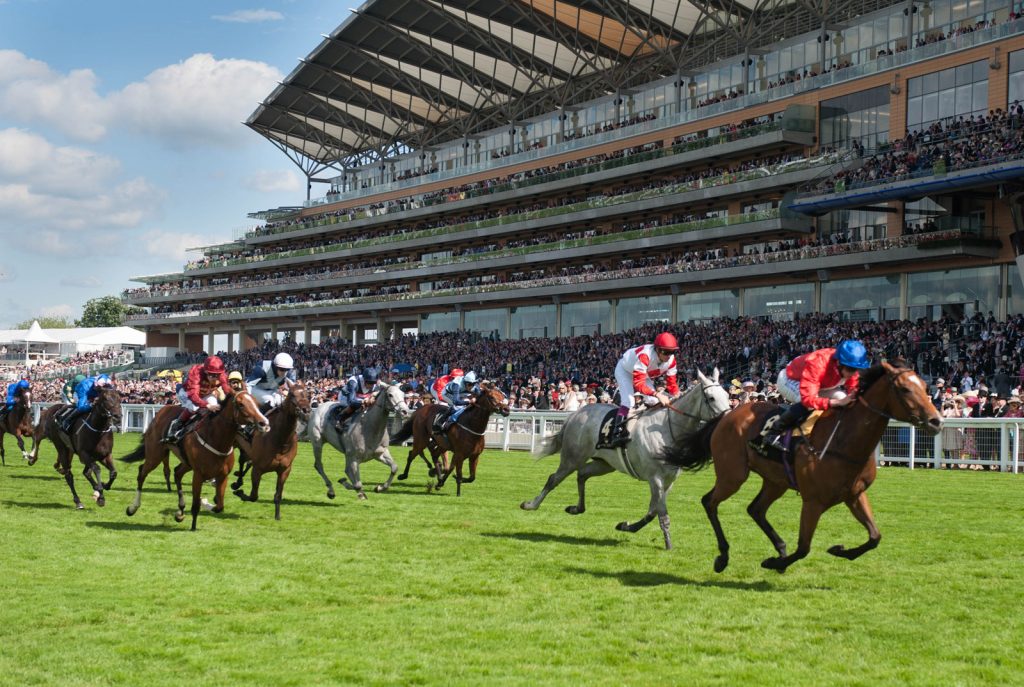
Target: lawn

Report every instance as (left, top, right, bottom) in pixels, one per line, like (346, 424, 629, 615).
(0, 434, 1021, 686)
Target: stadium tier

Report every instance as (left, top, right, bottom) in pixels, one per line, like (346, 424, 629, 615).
(124, 0, 1024, 354)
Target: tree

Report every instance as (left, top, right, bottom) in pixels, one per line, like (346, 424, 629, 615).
(14, 316, 75, 329)
(77, 296, 135, 327)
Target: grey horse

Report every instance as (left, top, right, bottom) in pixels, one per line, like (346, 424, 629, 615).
(308, 382, 411, 500)
(520, 368, 730, 549)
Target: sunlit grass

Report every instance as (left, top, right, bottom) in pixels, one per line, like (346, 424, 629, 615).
(1, 434, 1021, 686)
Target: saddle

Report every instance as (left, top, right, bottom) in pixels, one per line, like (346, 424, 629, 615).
(595, 407, 639, 450)
(750, 408, 822, 461)
(329, 404, 362, 433)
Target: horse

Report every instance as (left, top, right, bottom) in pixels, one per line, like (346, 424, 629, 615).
(307, 382, 410, 500)
(231, 381, 312, 519)
(0, 385, 35, 465)
(31, 387, 122, 509)
(520, 369, 730, 549)
(121, 391, 269, 530)
(390, 381, 510, 496)
(662, 360, 942, 573)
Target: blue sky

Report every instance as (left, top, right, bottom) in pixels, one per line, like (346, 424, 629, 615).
(0, 1, 349, 327)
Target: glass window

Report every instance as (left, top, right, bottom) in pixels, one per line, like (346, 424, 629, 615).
(617, 296, 672, 332)
(1009, 49, 1024, 105)
(907, 59, 988, 130)
(420, 311, 459, 334)
(677, 289, 739, 322)
(744, 283, 814, 319)
(464, 308, 507, 338)
(821, 276, 901, 316)
(908, 267, 1000, 317)
(511, 305, 555, 339)
(560, 300, 611, 337)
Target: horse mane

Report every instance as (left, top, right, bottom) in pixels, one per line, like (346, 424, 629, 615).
(856, 358, 909, 394)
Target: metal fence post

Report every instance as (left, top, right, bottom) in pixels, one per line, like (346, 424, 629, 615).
(1000, 422, 1009, 473)
(908, 425, 915, 470)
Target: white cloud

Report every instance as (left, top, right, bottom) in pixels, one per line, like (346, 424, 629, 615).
(245, 169, 303, 193)
(213, 9, 284, 23)
(0, 51, 282, 149)
(140, 229, 223, 261)
(41, 304, 75, 319)
(59, 276, 102, 288)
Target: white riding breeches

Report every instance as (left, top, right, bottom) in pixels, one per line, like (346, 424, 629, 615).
(776, 368, 848, 405)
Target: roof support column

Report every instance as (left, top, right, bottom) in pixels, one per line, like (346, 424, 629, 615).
(177, 329, 185, 352)
(207, 328, 215, 355)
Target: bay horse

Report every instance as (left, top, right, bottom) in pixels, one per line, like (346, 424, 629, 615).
(232, 381, 312, 519)
(391, 381, 510, 496)
(307, 383, 410, 500)
(32, 387, 122, 509)
(0, 384, 35, 465)
(520, 369, 730, 549)
(663, 360, 942, 573)
(121, 391, 269, 530)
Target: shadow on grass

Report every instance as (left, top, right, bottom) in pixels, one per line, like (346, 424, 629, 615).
(5, 473, 62, 481)
(480, 531, 623, 547)
(3, 500, 76, 510)
(564, 566, 777, 591)
(85, 521, 184, 532)
(239, 497, 338, 508)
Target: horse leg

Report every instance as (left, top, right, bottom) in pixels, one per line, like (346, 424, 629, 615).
(126, 452, 160, 517)
(273, 466, 291, 521)
(454, 458, 464, 497)
(14, 430, 29, 462)
(0, 431, 6, 466)
(746, 481, 789, 559)
(615, 476, 666, 539)
(235, 466, 263, 502)
(762, 499, 825, 573)
(86, 461, 107, 507)
(339, 458, 367, 500)
(231, 459, 253, 492)
(397, 442, 424, 481)
(162, 455, 171, 492)
(519, 457, 581, 512)
(310, 440, 336, 500)
(211, 469, 229, 514)
(567, 459, 614, 515)
(189, 472, 203, 531)
(827, 491, 881, 561)
(462, 454, 480, 484)
(173, 462, 191, 523)
(373, 450, 398, 493)
(59, 448, 83, 510)
(101, 455, 118, 490)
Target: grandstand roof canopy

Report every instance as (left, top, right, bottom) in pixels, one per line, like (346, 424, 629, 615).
(247, 0, 892, 173)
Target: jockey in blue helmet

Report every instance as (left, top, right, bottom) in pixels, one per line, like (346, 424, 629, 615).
(59, 374, 113, 432)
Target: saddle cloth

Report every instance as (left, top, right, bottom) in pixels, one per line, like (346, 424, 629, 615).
(595, 407, 641, 450)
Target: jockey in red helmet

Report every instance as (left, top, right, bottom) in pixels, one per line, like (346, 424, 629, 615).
(431, 367, 464, 404)
(607, 332, 681, 447)
(758, 340, 870, 452)
(163, 355, 232, 443)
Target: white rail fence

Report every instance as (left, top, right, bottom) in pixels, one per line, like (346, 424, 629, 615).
(29, 404, 1024, 474)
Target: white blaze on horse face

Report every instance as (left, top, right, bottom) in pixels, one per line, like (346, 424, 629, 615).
(908, 374, 925, 391)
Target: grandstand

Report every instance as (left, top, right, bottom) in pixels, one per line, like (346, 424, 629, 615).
(123, 0, 1024, 354)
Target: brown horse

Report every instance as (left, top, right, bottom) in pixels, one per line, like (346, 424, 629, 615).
(31, 387, 122, 509)
(0, 384, 35, 465)
(232, 381, 312, 519)
(662, 361, 942, 573)
(121, 391, 269, 530)
(391, 382, 510, 496)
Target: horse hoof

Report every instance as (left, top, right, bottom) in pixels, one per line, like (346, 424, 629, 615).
(374, 485, 387, 493)
(520, 502, 533, 511)
(357, 493, 368, 501)
(565, 505, 584, 515)
(338, 478, 346, 485)
(232, 489, 244, 499)
(760, 557, 787, 574)
(230, 481, 242, 491)
(126, 507, 135, 517)
(397, 474, 407, 481)
(174, 512, 185, 523)
(427, 468, 436, 477)
(92, 491, 101, 501)
(96, 496, 106, 508)
(713, 556, 729, 573)
(827, 545, 850, 559)
(200, 498, 215, 512)
(75, 502, 84, 510)
(615, 521, 630, 531)
(326, 491, 335, 500)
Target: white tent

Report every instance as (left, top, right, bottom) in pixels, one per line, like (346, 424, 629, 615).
(14, 321, 59, 363)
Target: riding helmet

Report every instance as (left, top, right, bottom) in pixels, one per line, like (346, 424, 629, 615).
(203, 356, 225, 375)
(654, 332, 679, 351)
(835, 340, 870, 369)
(272, 352, 294, 370)
(450, 368, 464, 377)
(362, 368, 379, 384)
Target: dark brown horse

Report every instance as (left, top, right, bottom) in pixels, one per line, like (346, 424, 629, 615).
(122, 391, 269, 530)
(232, 381, 312, 519)
(31, 387, 122, 509)
(662, 361, 942, 573)
(391, 382, 509, 496)
(0, 384, 35, 465)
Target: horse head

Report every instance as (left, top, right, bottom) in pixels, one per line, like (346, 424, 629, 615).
(233, 391, 271, 435)
(477, 382, 510, 417)
(858, 361, 942, 435)
(692, 367, 731, 419)
(286, 381, 312, 423)
(94, 386, 122, 428)
(379, 383, 411, 419)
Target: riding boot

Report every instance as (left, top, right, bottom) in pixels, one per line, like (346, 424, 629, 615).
(607, 414, 630, 448)
(760, 403, 811, 450)
(333, 405, 356, 434)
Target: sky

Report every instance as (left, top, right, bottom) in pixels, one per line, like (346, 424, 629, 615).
(0, 0, 351, 328)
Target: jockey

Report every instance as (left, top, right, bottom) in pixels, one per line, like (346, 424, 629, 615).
(431, 368, 463, 404)
(163, 356, 232, 443)
(759, 339, 870, 451)
(58, 374, 112, 432)
(608, 332, 681, 448)
(5, 378, 30, 411)
(61, 374, 86, 404)
(333, 367, 379, 433)
(246, 352, 297, 411)
(227, 370, 246, 393)
(440, 371, 479, 431)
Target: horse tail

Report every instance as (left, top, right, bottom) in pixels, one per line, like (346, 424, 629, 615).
(120, 441, 146, 463)
(532, 426, 563, 459)
(389, 416, 414, 445)
(658, 415, 722, 471)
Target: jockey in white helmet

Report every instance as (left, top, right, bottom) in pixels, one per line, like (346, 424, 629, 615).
(246, 351, 297, 410)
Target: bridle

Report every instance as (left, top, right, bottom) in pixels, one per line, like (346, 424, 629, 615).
(665, 379, 726, 444)
(855, 368, 933, 429)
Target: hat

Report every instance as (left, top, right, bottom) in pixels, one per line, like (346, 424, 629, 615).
(228, 371, 244, 382)
(1010, 396, 1022, 405)
(935, 378, 945, 385)
(742, 379, 756, 389)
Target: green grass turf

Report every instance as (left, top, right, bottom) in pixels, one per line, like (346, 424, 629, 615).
(0, 433, 1021, 686)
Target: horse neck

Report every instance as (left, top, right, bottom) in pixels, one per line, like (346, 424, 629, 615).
(816, 382, 891, 460)
(203, 396, 240, 443)
(358, 398, 390, 441)
(459, 402, 493, 431)
(665, 384, 705, 431)
(267, 401, 299, 446)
